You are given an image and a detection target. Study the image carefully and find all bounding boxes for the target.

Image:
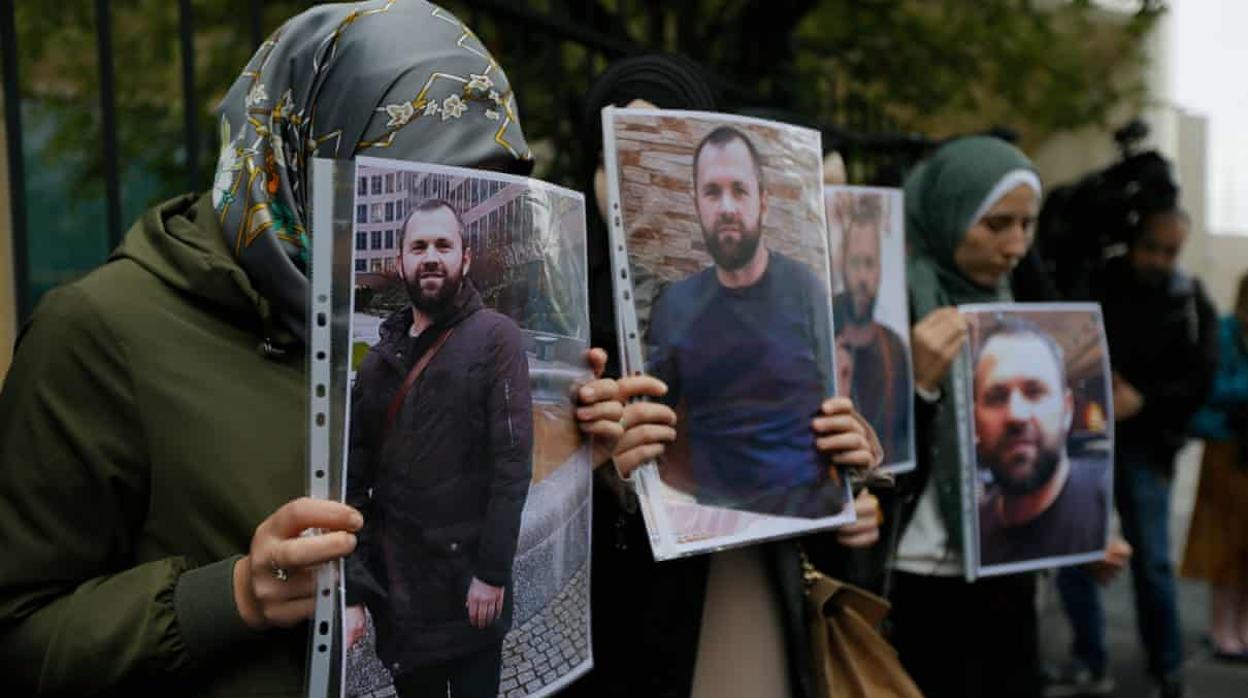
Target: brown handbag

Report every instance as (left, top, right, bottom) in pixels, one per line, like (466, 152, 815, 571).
(801, 550, 925, 698)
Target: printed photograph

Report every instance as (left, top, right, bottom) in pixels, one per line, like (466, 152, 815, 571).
(961, 303, 1113, 577)
(825, 186, 914, 473)
(604, 108, 853, 558)
(340, 158, 592, 698)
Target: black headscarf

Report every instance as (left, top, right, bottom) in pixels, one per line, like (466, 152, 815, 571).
(579, 53, 718, 376)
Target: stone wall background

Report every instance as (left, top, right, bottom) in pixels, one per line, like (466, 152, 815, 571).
(612, 113, 828, 285)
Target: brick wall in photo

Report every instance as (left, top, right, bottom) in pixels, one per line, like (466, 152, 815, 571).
(612, 114, 828, 285)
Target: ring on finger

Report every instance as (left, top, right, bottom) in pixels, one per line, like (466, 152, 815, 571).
(269, 555, 290, 582)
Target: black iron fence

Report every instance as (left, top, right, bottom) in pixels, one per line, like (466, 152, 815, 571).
(2, 0, 931, 324)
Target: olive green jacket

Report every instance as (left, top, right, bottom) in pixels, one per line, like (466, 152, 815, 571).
(0, 194, 308, 696)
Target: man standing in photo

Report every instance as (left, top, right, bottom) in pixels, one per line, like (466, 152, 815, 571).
(646, 125, 840, 518)
(973, 318, 1109, 567)
(344, 199, 533, 698)
(832, 194, 912, 465)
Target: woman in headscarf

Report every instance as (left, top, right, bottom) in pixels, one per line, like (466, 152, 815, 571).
(0, 3, 626, 696)
(565, 53, 885, 698)
(886, 135, 1046, 698)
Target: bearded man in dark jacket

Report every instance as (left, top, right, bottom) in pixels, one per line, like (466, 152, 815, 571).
(344, 199, 533, 698)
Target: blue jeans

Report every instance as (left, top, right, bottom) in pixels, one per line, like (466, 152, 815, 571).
(1056, 441, 1183, 680)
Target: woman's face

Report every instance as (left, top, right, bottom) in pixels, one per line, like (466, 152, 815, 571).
(953, 184, 1038, 288)
(594, 98, 659, 221)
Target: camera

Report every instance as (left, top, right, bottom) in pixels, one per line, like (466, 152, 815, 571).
(1034, 119, 1180, 299)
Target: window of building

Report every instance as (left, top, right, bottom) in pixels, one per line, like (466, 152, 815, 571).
(385, 257, 396, 272)
(371, 231, 382, 249)
(396, 199, 404, 219)
(385, 173, 395, 193)
(356, 204, 367, 224)
(384, 229, 394, 249)
(371, 176, 382, 195)
(355, 258, 367, 272)
(355, 232, 367, 250)
(370, 258, 382, 272)
(385, 201, 394, 221)
(371, 203, 384, 223)
(358, 177, 367, 196)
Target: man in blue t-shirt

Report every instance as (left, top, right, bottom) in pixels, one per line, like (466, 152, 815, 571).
(646, 125, 841, 518)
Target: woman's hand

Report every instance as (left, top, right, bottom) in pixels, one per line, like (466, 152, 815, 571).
(576, 348, 626, 466)
(234, 497, 362, 630)
(611, 376, 676, 479)
(911, 307, 969, 393)
(812, 397, 883, 474)
(1088, 535, 1133, 585)
(836, 490, 882, 548)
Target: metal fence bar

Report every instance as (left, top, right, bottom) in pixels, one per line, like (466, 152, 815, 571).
(95, 0, 122, 250)
(179, 0, 199, 192)
(1, 0, 29, 320)
(250, 0, 265, 50)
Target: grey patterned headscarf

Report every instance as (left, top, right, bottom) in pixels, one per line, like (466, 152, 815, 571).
(212, 0, 532, 341)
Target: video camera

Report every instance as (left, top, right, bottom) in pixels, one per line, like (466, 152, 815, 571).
(1034, 119, 1180, 299)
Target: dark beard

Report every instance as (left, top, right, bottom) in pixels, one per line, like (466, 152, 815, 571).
(406, 273, 461, 315)
(845, 290, 877, 326)
(992, 446, 1061, 496)
(703, 221, 762, 272)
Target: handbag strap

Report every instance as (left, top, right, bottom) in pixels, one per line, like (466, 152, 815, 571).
(384, 326, 455, 434)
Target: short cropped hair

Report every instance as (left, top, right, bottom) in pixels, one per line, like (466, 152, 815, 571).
(398, 198, 467, 248)
(843, 192, 885, 253)
(692, 125, 765, 193)
(975, 315, 1065, 381)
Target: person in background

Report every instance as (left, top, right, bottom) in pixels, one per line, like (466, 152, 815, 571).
(1180, 270, 1248, 661)
(887, 135, 1046, 698)
(0, 4, 629, 696)
(1049, 207, 1217, 698)
(566, 53, 886, 698)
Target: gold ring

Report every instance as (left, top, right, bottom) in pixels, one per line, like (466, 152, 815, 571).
(270, 557, 290, 582)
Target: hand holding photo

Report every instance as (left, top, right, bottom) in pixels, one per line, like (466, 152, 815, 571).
(956, 303, 1114, 578)
(317, 157, 593, 698)
(603, 107, 858, 559)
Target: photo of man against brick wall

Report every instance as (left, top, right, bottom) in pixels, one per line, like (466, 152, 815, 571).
(606, 110, 851, 548)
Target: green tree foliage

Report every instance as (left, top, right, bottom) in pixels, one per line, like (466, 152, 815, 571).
(11, 0, 1164, 200)
(793, 0, 1166, 149)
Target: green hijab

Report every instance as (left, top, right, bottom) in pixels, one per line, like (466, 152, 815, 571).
(901, 135, 1041, 558)
(905, 135, 1040, 320)
(211, 0, 532, 341)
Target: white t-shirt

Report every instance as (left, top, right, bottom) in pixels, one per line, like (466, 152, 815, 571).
(893, 477, 962, 576)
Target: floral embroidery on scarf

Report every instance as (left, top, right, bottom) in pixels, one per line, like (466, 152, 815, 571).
(212, 116, 243, 209)
(246, 82, 269, 108)
(269, 199, 298, 237)
(384, 101, 416, 128)
(441, 94, 467, 120)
